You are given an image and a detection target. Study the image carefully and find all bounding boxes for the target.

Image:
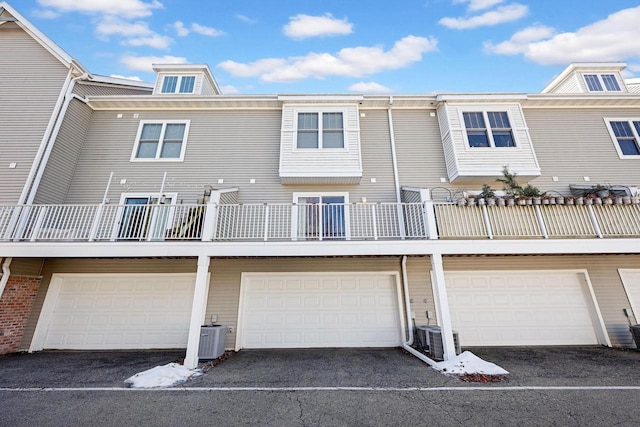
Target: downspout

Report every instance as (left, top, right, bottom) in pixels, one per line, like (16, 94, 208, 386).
(0, 257, 13, 299)
(25, 74, 89, 205)
(387, 96, 402, 204)
(400, 255, 436, 366)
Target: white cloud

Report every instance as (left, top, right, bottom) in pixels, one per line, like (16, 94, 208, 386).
(218, 35, 437, 82)
(191, 23, 224, 37)
(348, 82, 392, 93)
(439, 3, 528, 29)
(483, 24, 555, 54)
(453, 0, 505, 12)
(219, 85, 240, 94)
(484, 6, 640, 65)
(283, 13, 353, 39)
(96, 16, 171, 49)
(236, 14, 257, 24)
(31, 9, 60, 19)
(37, 0, 163, 19)
(121, 55, 188, 72)
(110, 74, 143, 81)
(173, 21, 189, 37)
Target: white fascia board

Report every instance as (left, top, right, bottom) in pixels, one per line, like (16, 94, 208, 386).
(435, 93, 527, 102)
(278, 94, 364, 102)
(0, 1, 76, 69)
(279, 171, 363, 178)
(2, 238, 640, 258)
(88, 74, 154, 89)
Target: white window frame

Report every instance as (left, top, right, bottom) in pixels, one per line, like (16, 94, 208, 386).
(460, 110, 518, 150)
(160, 75, 197, 94)
(604, 118, 640, 159)
(292, 192, 350, 240)
(112, 192, 178, 241)
(293, 108, 348, 151)
(130, 120, 190, 162)
(583, 73, 622, 93)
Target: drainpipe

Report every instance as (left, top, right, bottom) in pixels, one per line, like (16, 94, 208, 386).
(400, 255, 436, 366)
(0, 257, 13, 299)
(25, 83, 89, 205)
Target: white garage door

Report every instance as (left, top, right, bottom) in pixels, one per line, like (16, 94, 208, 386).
(619, 269, 640, 322)
(37, 274, 195, 350)
(446, 271, 600, 346)
(239, 273, 402, 349)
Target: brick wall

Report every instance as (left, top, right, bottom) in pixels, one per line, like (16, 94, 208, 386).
(0, 276, 40, 354)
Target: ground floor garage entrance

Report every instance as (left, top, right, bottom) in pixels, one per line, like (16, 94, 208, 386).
(445, 270, 605, 347)
(236, 272, 403, 350)
(30, 273, 196, 351)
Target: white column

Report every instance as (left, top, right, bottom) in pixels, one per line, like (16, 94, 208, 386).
(420, 188, 438, 240)
(184, 255, 211, 369)
(431, 253, 457, 360)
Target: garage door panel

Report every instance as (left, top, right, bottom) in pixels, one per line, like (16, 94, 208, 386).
(42, 274, 195, 350)
(241, 274, 401, 349)
(447, 271, 599, 347)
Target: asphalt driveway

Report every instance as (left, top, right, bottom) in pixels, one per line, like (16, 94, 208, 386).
(1, 346, 639, 389)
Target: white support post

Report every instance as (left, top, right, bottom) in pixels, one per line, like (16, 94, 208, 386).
(201, 192, 221, 242)
(88, 204, 104, 242)
(263, 204, 270, 242)
(534, 205, 549, 239)
(29, 207, 47, 242)
(184, 255, 211, 369)
(420, 189, 438, 240)
(481, 205, 494, 240)
(430, 253, 457, 361)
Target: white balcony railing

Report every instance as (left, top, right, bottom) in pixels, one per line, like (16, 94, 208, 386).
(1, 201, 640, 243)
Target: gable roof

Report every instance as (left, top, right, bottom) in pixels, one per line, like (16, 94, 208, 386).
(541, 62, 627, 94)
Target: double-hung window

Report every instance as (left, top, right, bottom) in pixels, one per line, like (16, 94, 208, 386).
(161, 75, 196, 94)
(607, 120, 640, 157)
(584, 74, 621, 92)
(463, 111, 515, 148)
(132, 121, 190, 161)
(296, 112, 344, 149)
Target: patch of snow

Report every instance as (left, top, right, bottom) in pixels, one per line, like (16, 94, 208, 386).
(431, 351, 509, 375)
(125, 363, 203, 388)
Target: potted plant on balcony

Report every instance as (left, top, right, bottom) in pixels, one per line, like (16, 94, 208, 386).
(478, 184, 497, 206)
(496, 166, 545, 206)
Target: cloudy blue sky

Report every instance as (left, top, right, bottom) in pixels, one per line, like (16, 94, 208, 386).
(11, 0, 640, 94)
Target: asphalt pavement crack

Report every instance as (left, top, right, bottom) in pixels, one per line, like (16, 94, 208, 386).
(295, 395, 306, 427)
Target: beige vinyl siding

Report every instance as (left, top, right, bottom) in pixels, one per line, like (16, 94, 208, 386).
(394, 109, 449, 189)
(34, 99, 93, 204)
(552, 74, 582, 94)
(63, 108, 399, 205)
(443, 254, 640, 347)
(9, 258, 44, 276)
(523, 108, 640, 194)
(74, 83, 152, 97)
(19, 258, 198, 350)
(0, 25, 69, 204)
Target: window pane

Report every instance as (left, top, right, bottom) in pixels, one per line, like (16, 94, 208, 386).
(179, 76, 195, 93)
(164, 123, 186, 141)
(493, 131, 515, 147)
(487, 112, 510, 129)
(618, 139, 640, 155)
(298, 113, 318, 130)
(136, 141, 158, 158)
(467, 131, 490, 147)
(297, 132, 319, 148)
(323, 112, 343, 130)
(140, 123, 162, 141)
(611, 121, 632, 137)
(321, 197, 345, 239)
(323, 131, 344, 148)
(161, 76, 178, 93)
(463, 112, 485, 129)
(602, 74, 620, 91)
(160, 141, 182, 158)
(584, 74, 603, 91)
(634, 122, 640, 136)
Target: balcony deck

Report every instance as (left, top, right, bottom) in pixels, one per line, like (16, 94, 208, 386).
(0, 201, 639, 244)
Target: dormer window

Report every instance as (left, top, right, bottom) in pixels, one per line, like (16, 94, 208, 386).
(161, 75, 196, 94)
(296, 112, 344, 149)
(584, 74, 621, 92)
(463, 111, 515, 148)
